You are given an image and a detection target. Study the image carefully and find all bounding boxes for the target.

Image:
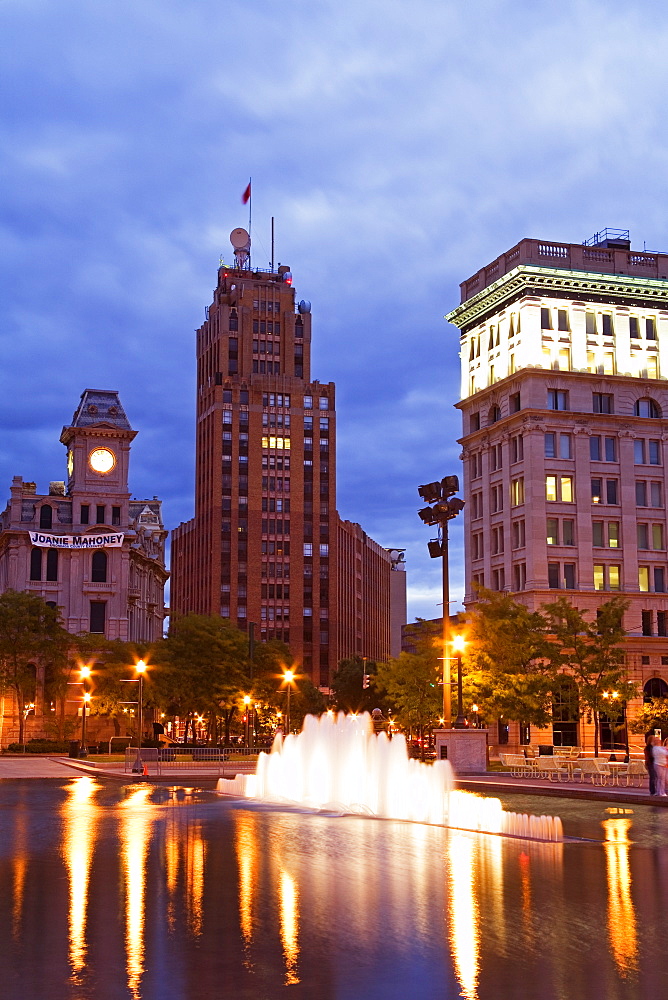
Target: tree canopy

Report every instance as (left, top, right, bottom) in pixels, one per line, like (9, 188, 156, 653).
(0, 590, 70, 743)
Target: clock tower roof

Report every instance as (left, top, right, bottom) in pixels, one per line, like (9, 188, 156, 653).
(66, 390, 133, 432)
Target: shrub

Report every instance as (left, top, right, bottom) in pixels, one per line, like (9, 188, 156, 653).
(4, 739, 71, 754)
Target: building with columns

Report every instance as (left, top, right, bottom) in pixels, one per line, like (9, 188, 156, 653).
(0, 389, 168, 744)
(447, 231, 668, 748)
(171, 234, 405, 688)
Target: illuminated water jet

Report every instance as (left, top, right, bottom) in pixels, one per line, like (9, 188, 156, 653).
(217, 712, 563, 842)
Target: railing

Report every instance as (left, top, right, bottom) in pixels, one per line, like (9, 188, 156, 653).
(123, 746, 260, 777)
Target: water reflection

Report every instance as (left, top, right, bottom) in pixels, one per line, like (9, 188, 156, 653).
(603, 815, 638, 977)
(120, 784, 155, 999)
(11, 806, 28, 942)
(62, 776, 100, 981)
(235, 811, 258, 966)
(278, 867, 300, 985)
(1, 781, 664, 1000)
(447, 833, 480, 1000)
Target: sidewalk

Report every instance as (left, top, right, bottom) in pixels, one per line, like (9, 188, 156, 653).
(457, 771, 668, 807)
(0, 756, 85, 778)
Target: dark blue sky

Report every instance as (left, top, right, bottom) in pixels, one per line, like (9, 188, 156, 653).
(3, 0, 668, 620)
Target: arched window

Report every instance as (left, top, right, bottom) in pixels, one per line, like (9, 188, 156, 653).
(39, 505, 53, 529)
(552, 676, 579, 747)
(29, 548, 42, 581)
(644, 677, 668, 702)
(46, 548, 58, 582)
(635, 398, 661, 418)
(91, 550, 107, 583)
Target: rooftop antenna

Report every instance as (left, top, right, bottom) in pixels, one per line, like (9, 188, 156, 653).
(271, 216, 275, 272)
(230, 228, 251, 269)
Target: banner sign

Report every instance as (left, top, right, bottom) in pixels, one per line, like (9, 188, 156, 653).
(29, 531, 124, 549)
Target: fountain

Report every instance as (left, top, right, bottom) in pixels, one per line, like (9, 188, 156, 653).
(217, 712, 563, 842)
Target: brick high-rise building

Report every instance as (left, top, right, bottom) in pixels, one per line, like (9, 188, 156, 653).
(447, 230, 668, 748)
(172, 234, 404, 687)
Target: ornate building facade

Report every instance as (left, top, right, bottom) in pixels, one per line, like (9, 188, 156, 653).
(447, 232, 668, 749)
(0, 389, 168, 744)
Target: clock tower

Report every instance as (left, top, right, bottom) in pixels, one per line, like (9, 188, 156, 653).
(60, 389, 136, 506)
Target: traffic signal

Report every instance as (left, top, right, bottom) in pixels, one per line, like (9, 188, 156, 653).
(362, 674, 370, 689)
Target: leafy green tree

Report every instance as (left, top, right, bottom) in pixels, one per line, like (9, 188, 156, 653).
(542, 596, 636, 756)
(465, 589, 554, 727)
(285, 675, 327, 733)
(152, 615, 249, 744)
(247, 639, 293, 738)
(374, 648, 441, 758)
(0, 590, 70, 745)
(331, 656, 384, 714)
(629, 698, 668, 739)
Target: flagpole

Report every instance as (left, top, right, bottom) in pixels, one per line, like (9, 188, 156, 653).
(247, 176, 252, 250)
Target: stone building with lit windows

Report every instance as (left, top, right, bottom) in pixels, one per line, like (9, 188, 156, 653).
(171, 238, 404, 688)
(0, 389, 168, 744)
(447, 231, 668, 749)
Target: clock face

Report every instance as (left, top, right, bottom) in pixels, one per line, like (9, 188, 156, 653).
(89, 448, 116, 474)
(67, 450, 74, 477)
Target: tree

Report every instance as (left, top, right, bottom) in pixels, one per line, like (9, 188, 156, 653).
(374, 647, 441, 758)
(542, 596, 636, 756)
(465, 589, 555, 728)
(331, 657, 385, 714)
(0, 590, 70, 745)
(629, 698, 668, 739)
(152, 615, 249, 744)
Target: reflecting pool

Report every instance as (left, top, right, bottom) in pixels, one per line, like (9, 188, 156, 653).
(1, 778, 667, 1000)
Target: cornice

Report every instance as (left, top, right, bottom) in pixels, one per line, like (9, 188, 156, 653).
(446, 265, 668, 333)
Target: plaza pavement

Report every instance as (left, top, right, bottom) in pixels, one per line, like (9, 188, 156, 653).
(1, 756, 667, 808)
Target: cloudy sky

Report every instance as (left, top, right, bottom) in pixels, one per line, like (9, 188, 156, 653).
(3, 0, 668, 621)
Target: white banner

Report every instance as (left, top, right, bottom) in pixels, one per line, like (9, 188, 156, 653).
(29, 531, 124, 549)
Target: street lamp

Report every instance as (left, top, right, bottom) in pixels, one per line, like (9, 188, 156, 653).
(80, 665, 91, 757)
(132, 659, 147, 774)
(243, 695, 251, 747)
(283, 669, 295, 734)
(417, 475, 465, 728)
(452, 635, 467, 729)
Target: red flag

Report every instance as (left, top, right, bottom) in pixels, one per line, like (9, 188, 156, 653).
(242, 182, 251, 204)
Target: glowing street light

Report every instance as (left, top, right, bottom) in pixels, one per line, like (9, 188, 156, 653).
(243, 694, 251, 747)
(80, 665, 92, 757)
(452, 635, 467, 729)
(282, 669, 295, 734)
(132, 660, 147, 774)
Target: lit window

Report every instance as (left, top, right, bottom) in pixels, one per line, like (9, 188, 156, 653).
(639, 567, 650, 592)
(510, 478, 524, 506)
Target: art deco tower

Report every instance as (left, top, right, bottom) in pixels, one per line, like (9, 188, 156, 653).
(172, 230, 401, 688)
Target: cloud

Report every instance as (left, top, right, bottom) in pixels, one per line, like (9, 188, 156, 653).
(2, 0, 668, 623)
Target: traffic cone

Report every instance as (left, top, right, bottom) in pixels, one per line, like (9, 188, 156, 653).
(142, 762, 148, 776)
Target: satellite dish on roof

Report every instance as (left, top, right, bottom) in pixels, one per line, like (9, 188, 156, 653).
(230, 228, 251, 250)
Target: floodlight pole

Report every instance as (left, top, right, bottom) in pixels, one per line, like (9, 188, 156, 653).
(441, 521, 451, 728)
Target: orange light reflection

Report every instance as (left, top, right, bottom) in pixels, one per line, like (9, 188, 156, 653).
(603, 817, 638, 977)
(120, 785, 154, 999)
(62, 776, 100, 980)
(279, 868, 300, 985)
(447, 833, 480, 1000)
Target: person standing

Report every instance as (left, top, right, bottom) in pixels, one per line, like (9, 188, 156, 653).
(645, 733, 658, 796)
(656, 738, 668, 797)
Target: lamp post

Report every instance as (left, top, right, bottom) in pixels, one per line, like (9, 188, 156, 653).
(243, 695, 251, 747)
(283, 669, 295, 734)
(417, 476, 465, 728)
(132, 659, 147, 773)
(452, 635, 467, 728)
(80, 665, 91, 757)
